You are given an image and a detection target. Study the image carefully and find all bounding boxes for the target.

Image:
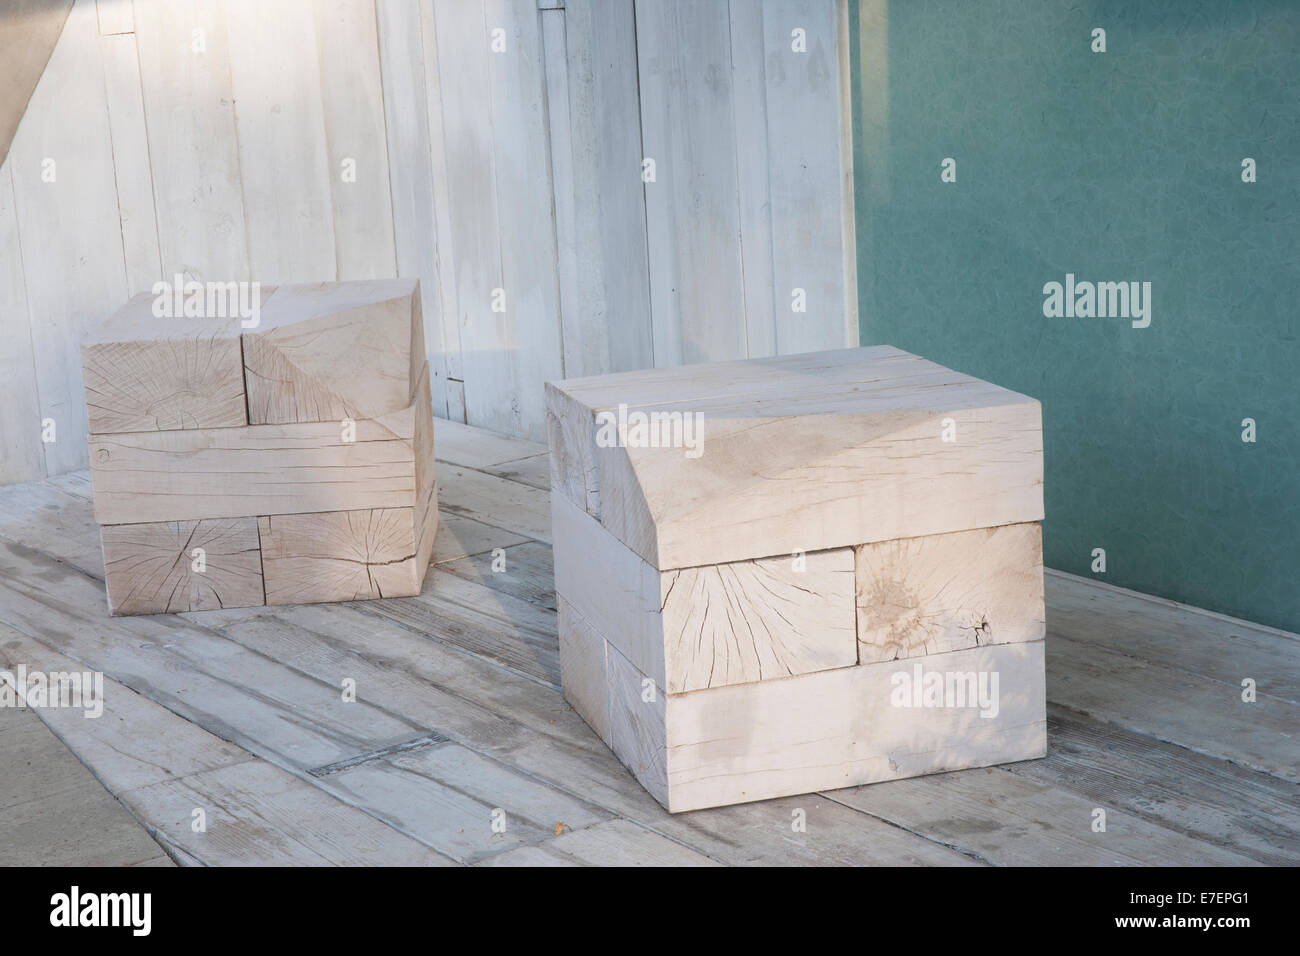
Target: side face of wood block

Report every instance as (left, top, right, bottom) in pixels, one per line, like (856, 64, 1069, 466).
(411, 362, 438, 580)
(561, 608, 1046, 812)
(552, 490, 663, 684)
(855, 523, 1045, 664)
(545, 383, 600, 518)
(557, 597, 609, 742)
(101, 518, 263, 616)
(243, 279, 422, 424)
(81, 295, 247, 434)
(87, 410, 416, 525)
(663, 641, 1047, 813)
(546, 345, 1045, 570)
(258, 508, 420, 605)
(602, 397, 1043, 571)
(607, 641, 668, 807)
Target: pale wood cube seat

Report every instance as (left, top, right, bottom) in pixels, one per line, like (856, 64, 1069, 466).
(546, 345, 1046, 812)
(81, 279, 436, 615)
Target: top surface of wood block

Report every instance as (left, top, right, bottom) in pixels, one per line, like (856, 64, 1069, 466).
(244, 279, 423, 424)
(549, 345, 1025, 414)
(546, 346, 1044, 570)
(84, 279, 417, 345)
(255, 278, 419, 333)
(82, 284, 278, 345)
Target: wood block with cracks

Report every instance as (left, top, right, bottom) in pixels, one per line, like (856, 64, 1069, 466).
(84, 286, 439, 614)
(547, 345, 1048, 811)
(599, 638, 1045, 813)
(81, 286, 275, 434)
(546, 344, 1044, 569)
(553, 492, 856, 694)
(856, 523, 1046, 663)
(243, 279, 425, 424)
(258, 508, 427, 604)
(661, 552, 856, 692)
(255, 369, 436, 607)
(87, 400, 417, 525)
(545, 346, 922, 518)
(662, 641, 1047, 812)
(100, 518, 263, 616)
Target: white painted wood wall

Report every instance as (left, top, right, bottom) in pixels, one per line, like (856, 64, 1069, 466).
(0, 0, 856, 485)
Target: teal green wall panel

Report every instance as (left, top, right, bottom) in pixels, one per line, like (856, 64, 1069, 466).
(849, 0, 1299, 631)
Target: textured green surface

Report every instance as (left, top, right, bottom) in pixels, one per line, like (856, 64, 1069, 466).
(850, 0, 1298, 631)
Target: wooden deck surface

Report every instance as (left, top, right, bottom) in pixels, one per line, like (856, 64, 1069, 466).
(0, 420, 1295, 866)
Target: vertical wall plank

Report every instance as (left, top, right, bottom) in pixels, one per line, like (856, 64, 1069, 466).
(542, 6, 578, 376)
(417, 0, 465, 398)
(313, 0, 397, 281)
(225, 0, 336, 283)
(375, 0, 450, 420)
(636, 0, 747, 367)
(484, 0, 563, 439)
(633, 0, 680, 367)
(95, 0, 133, 35)
(8, 0, 127, 476)
(728, 0, 777, 358)
(433, 0, 509, 434)
(761, 0, 855, 354)
(100, 30, 163, 296)
(133, 0, 249, 282)
(0, 162, 44, 483)
(554, 0, 653, 378)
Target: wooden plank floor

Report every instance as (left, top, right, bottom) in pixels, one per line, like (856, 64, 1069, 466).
(0, 421, 1295, 866)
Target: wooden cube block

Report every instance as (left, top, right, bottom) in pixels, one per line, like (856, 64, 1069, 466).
(855, 522, 1045, 663)
(100, 517, 264, 615)
(82, 280, 437, 616)
(259, 505, 431, 605)
(243, 279, 425, 424)
(546, 345, 1046, 812)
(87, 397, 420, 525)
(81, 285, 277, 434)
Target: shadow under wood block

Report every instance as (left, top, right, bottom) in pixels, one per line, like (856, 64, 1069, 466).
(546, 345, 1047, 812)
(81, 279, 437, 616)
